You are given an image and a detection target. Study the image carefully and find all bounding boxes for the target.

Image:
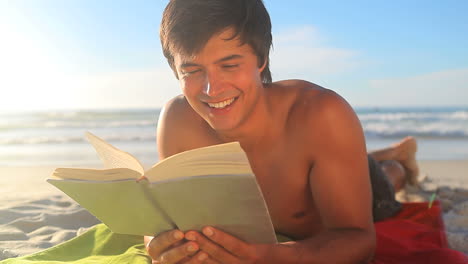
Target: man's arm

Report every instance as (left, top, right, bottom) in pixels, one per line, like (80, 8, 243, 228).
(283, 89, 375, 263)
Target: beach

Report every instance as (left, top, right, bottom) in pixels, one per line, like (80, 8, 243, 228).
(0, 167, 100, 259)
(1, 107, 467, 259)
(0, 160, 467, 259)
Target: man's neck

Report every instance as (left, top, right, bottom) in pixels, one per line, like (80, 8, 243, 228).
(215, 92, 277, 152)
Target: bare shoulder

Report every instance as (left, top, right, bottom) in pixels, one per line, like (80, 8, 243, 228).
(156, 95, 208, 158)
(273, 80, 364, 157)
(272, 79, 355, 123)
(299, 82, 357, 126)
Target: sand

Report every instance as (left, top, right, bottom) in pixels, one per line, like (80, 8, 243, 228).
(0, 162, 467, 260)
(0, 167, 100, 259)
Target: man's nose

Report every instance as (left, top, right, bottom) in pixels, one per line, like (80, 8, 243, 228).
(202, 73, 224, 97)
(203, 81, 212, 96)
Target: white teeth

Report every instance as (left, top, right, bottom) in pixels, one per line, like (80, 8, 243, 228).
(207, 98, 235, 109)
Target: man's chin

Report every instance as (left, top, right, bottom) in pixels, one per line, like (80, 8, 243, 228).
(205, 119, 239, 133)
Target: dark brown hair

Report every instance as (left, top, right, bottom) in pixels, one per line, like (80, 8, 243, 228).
(160, 0, 273, 83)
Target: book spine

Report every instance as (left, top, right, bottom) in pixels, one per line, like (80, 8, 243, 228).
(140, 181, 178, 231)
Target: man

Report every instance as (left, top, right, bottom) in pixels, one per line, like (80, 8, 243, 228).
(145, 0, 418, 263)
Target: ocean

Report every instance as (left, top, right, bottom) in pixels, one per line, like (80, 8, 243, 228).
(1, 107, 467, 168)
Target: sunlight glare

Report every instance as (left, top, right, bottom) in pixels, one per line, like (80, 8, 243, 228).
(0, 19, 79, 112)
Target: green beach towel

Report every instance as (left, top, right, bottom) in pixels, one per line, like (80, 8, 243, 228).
(0, 224, 150, 264)
(1, 224, 291, 263)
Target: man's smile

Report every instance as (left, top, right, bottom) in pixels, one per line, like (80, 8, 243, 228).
(205, 97, 238, 109)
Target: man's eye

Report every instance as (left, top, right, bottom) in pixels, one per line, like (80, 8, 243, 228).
(222, 64, 238, 69)
(183, 69, 201, 75)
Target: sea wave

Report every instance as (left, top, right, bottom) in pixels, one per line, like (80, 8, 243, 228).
(0, 119, 156, 131)
(363, 123, 468, 138)
(357, 111, 468, 122)
(357, 109, 468, 138)
(450, 111, 468, 120)
(4, 125, 467, 146)
(0, 134, 156, 145)
(0, 109, 159, 131)
(2, 108, 468, 145)
(0, 109, 160, 119)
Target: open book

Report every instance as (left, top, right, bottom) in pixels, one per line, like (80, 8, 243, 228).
(47, 132, 277, 244)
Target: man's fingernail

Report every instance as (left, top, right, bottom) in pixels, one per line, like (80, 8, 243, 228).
(185, 233, 195, 241)
(173, 231, 183, 240)
(187, 244, 197, 252)
(203, 227, 214, 237)
(198, 253, 208, 261)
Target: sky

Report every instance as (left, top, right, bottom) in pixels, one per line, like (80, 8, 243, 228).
(1, 0, 467, 111)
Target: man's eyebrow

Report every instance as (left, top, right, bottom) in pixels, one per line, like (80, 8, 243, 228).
(215, 54, 243, 64)
(180, 62, 200, 68)
(179, 54, 243, 68)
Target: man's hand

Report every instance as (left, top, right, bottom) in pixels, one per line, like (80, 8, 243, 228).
(146, 230, 207, 264)
(184, 226, 273, 264)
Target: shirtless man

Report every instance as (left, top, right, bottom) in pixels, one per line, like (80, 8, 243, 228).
(145, 0, 419, 263)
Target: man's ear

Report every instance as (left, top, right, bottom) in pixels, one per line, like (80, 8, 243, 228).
(259, 58, 267, 72)
(173, 70, 180, 80)
(170, 66, 180, 80)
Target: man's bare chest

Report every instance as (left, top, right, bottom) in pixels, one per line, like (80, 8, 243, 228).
(247, 150, 323, 239)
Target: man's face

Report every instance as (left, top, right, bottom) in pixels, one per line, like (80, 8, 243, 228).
(173, 28, 266, 132)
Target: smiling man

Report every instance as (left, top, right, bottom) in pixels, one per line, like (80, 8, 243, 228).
(143, 0, 413, 263)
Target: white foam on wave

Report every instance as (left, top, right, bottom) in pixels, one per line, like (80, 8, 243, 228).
(358, 109, 468, 138)
(449, 111, 468, 120)
(358, 111, 468, 122)
(42, 120, 155, 129)
(0, 134, 157, 145)
(363, 122, 468, 138)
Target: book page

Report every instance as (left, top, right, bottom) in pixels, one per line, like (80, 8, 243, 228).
(86, 132, 145, 175)
(52, 168, 142, 181)
(145, 142, 252, 182)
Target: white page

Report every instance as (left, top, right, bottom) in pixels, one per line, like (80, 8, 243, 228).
(86, 132, 145, 175)
(52, 168, 142, 181)
(145, 142, 252, 182)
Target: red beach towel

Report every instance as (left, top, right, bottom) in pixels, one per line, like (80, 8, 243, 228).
(372, 201, 467, 264)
